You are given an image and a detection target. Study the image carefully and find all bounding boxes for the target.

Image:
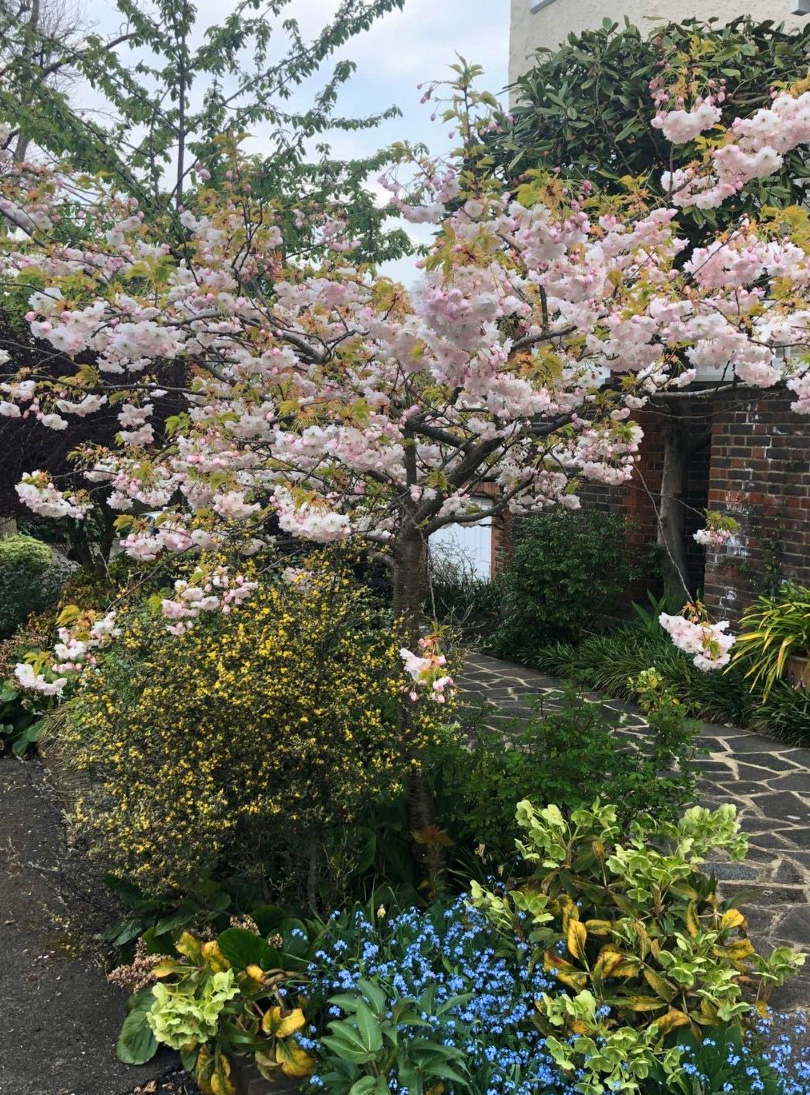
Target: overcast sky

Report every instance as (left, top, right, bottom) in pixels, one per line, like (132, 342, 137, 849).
(77, 0, 510, 280)
(79, 0, 510, 282)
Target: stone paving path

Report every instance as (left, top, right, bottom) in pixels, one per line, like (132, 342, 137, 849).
(458, 652, 810, 1010)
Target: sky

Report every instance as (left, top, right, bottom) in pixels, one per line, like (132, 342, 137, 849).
(80, 0, 511, 281)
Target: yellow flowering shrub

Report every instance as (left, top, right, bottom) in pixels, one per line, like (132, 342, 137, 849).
(61, 558, 418, 898)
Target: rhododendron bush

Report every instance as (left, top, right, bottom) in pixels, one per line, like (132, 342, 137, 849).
(5, 69, 810, 682)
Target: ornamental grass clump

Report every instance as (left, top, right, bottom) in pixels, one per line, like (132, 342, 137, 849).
(61, 558, 425, 900)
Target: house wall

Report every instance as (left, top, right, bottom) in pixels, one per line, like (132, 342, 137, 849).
(510, 0, 807, 86)
(703, 390, 810, 623)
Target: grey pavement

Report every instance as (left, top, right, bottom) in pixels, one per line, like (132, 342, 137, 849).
(0, 757, 180, 1095)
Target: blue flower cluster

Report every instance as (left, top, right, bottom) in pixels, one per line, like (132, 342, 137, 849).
(673, 1020, 810, 1095)
(759, 1016, 810, 1095)
(297, 897, 810, 1095)
(301, 897, 582, 1095)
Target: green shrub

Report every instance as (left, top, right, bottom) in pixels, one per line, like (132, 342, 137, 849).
(430, 686, 697, 869)
(426, 545, 502, 623)
(486, 511, 649, 656)
(60, 557, 433, 902)
(752, 680, 810, 743)
(472, 800, 805, 1095)
(0, 534, 76, 638)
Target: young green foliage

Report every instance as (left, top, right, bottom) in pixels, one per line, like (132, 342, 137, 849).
(472, 801, 805, 1095)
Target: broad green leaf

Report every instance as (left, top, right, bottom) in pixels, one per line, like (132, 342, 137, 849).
(216, 927, 272, 971)
(116, 1002, 158, 1065)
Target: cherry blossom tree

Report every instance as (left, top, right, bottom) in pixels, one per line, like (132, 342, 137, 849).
(5, 63, 810, 734)
(494, 18, 810, 601)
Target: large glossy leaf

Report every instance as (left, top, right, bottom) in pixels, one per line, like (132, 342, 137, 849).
(216, 927, 272, 971)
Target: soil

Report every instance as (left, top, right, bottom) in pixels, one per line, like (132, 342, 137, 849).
(0, 755, 188, 1095)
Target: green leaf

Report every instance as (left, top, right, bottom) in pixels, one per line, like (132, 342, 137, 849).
(354, 1001, 383, 1054)
(357, 978, 387, 1017)
(320, 1033, 376, 1066)
(24, 720, 46, 742)
(103, 916, 146, 946)
(251, 904, 288, 936)
(154, 900, 197, 935)
(104, 875, 162, 913)
(280, 917, 310, 960)
(216, 927, 273, 971)
(348, 1078, 379, 1095)
(140, 925, 179, 957)
(181, 1047, 200, 1072)
(116, 1000, 158, 1064)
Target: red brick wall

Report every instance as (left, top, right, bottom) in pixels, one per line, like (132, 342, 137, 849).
(703, 389, 810, 623)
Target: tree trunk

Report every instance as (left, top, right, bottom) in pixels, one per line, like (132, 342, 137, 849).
(306, 827, 320, 911)
(392, 526, 436, 838)
(658, 417, 692, 604)
(13, 0, 41, 166)
(0, 516, 17, 540)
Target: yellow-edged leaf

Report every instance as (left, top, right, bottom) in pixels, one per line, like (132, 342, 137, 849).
(262, 1006, 306, 1038)
(175, 931, 203, 962)
(240, 965, 265, 993)
(567, 920, 587, 962)
(623, 996, 667, 1012)
(559, 896, 579, 935)
(152, 959, 183, 978)
(195, 1047, 215, 1095)
(654, 1009, 691, 1035)
(544, 952, 578, 973)
(712, 939, 755, 961)
(544, 951, 589, 990)
(210, 1054, 237, 1095)
(644, 968, 677, 1002)
(556, 970, 590, 991)
(201, 941, 230, 972)
(685, 901, 701, 937)
(275, 1039, 316, 1078)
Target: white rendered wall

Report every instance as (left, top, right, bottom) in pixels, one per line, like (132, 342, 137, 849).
(510, 1, 808, 88)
